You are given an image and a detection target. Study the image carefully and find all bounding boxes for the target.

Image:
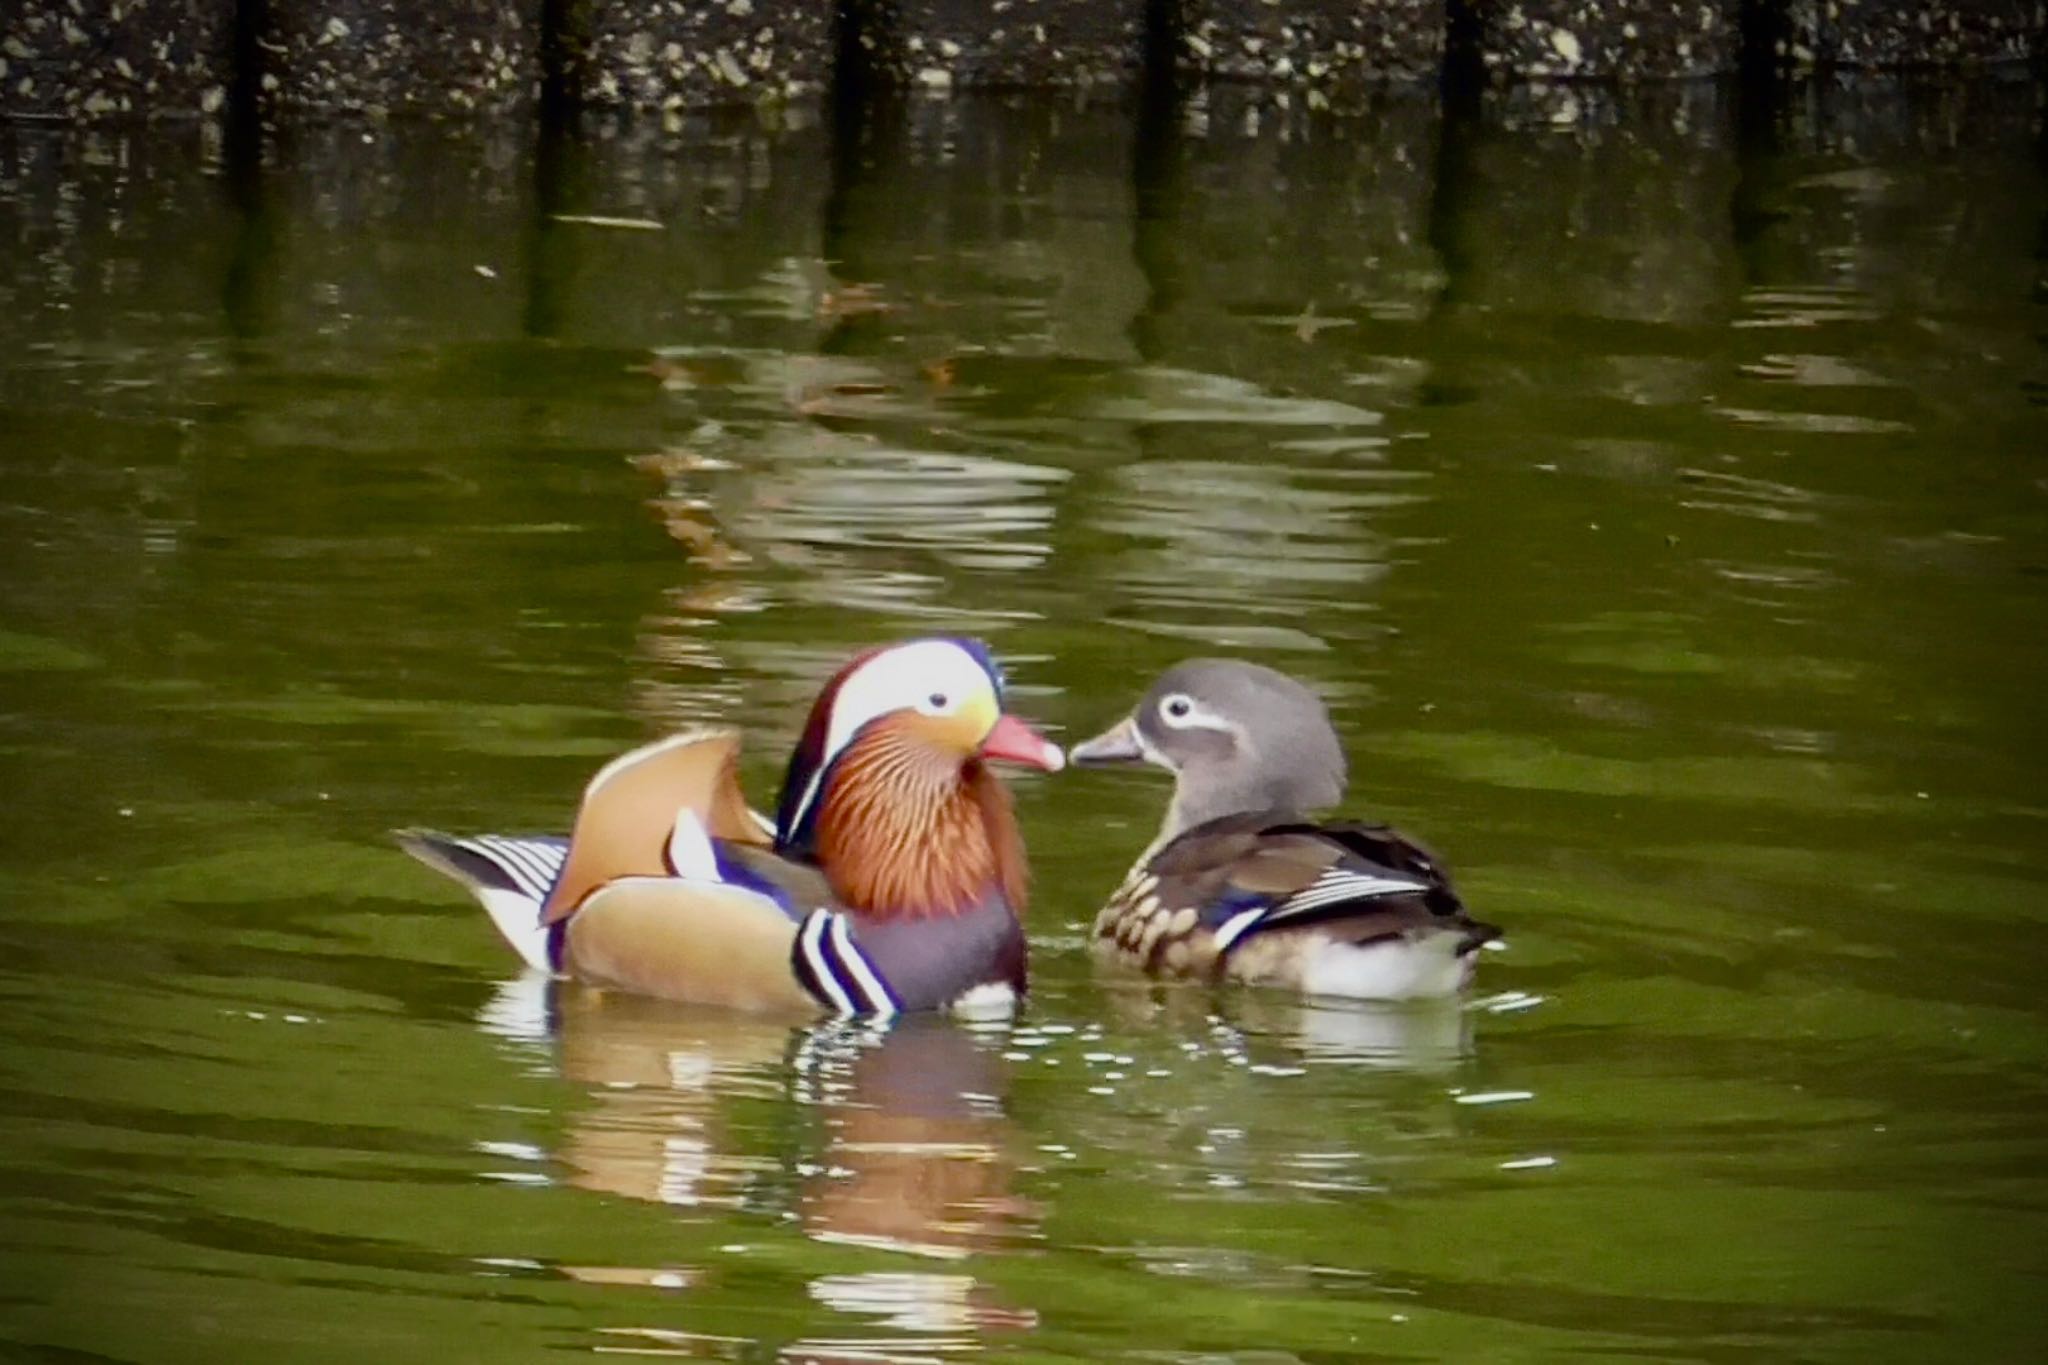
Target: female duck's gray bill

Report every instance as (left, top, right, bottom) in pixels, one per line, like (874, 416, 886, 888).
(1068, 716, 1149, 767)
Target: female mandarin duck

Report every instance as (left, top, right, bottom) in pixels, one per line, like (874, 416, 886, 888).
(398, 638, 1064, 1016)
(1069, 659, 1499, 1000)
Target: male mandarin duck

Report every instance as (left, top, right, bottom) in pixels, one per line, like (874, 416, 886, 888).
(398, 638, 1064, 1016)
(1069, 659, 1499, 1000)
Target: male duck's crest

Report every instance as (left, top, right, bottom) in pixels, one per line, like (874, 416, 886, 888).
(1071, 658, 1500, 1002)
(399, 637, 1063, 1016)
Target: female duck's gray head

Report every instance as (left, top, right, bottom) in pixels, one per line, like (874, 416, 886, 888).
(1069, 659, 1348, 844)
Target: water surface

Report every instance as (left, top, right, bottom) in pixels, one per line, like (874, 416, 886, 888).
(1, 78, 2044, 1362)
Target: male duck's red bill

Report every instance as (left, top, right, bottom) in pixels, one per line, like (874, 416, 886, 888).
(399, 637, 1062, 1017)
(979, 712, 1067, 773)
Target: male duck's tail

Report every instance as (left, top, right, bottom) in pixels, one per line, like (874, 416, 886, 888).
(396, 830, 565, 973)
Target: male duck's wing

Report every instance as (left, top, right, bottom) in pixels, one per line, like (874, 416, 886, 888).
(395, 830, 567, 972)
(1098, 811, 1499, 976)
(543, 726, 769, 925)
(566, 812, 901, 1016)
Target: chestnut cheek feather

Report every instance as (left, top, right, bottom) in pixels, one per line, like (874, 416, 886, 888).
(816, 725, 1030, 919)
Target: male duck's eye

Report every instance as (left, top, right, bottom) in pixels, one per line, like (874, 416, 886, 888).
(927, 692, 949, 711)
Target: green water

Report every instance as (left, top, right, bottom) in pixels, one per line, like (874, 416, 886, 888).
(2, 78, 2044, 1362)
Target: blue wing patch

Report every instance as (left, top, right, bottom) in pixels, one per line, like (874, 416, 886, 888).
(706, 842, 805, 919)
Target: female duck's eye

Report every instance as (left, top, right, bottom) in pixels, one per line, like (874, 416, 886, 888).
(1160, 694, 1195, 724)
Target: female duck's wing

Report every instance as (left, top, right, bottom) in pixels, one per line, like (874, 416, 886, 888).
(1208, 818, 1477, 944)
(543, 727, 769, 925)
(1098, 811, 1500, 986)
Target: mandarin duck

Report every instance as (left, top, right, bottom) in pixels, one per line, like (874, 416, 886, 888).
(399, 638, 1064, 1016)
(1069, 659, 1499, 1000)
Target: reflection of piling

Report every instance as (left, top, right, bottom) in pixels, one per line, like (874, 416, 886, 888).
(0, 2, 2038, 123)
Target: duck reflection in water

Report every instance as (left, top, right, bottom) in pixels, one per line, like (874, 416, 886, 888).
(1097, 977, 1474, 1075)
(481, 977, 1037, 1328)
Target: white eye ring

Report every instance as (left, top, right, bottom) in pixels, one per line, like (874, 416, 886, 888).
(1158, 693, 1199, 727)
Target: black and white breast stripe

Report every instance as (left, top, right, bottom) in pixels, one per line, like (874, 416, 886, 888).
(1212, 866, 1430, 954)
(455, 834, 569, 905)
(790, 909, 900, 1017)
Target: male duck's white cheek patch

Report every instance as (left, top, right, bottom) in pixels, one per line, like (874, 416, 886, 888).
(826, 640, 995, 760)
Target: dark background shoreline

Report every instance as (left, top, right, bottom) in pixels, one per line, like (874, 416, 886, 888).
(4, 0, 2041, 129)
